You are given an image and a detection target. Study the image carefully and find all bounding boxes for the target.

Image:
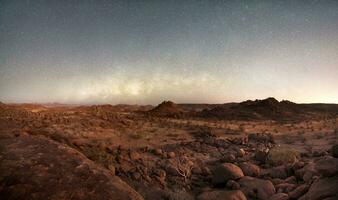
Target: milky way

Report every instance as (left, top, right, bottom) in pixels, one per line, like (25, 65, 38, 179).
(0, 0, 338, 104)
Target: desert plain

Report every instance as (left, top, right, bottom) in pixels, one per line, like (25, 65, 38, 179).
(0, 98, 337, 200)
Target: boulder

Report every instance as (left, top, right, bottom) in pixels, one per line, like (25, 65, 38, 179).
(299, 176, 338, 200)
(255, 149, 269, 163)
(288, 184, 309, 199)
(223, 153, 236, 163)
(284, 176, 297, 184)
(268, 193, 289, 200)
(269, 166, 288, 179)
(227, 180, 241, 190)
(239, 162, 261, 177)
(167, 151, 176, 158)
(212, 163, 244, 185)
(0, 136, 144, 200)
(197, 190, 247, 200)
(275, 183, 296, 193)
(331, 144, 338, 158)
(130, 151, 141, 160)
(314, 157, 338, 177)
(237, 148, 246, 157)
(295, 162, 318, 182)
(239, 176, 276, 200)
(154, 148, 163, 156)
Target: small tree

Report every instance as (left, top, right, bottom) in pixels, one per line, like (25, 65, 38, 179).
(168, 156, 194, 183)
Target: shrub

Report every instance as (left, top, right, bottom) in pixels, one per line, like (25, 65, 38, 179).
(268, 147, 299, 166)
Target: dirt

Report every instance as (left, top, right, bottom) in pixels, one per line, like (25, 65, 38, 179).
(0, 99, 337, 200)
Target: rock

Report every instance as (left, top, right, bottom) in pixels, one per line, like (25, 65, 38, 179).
(155, 169, 166, 179)
(255, 149, 269, 163)
(275, 183, 297, 193)
(0, 136, 144, 200)
(237, 148, 246, 157)
(239, 162, 261, 177)
(269, 166, 288, 179)
(284, 176, 297, 184)
(132, 172, 142, 180)
(197, 190, 247, 200)
(107, 164, 116, 175)
(130, 151, 141, 160)
(239, 176, 276, 200)
(212, 163, 244, 185)
(299, 176, 338, 200)
(331, 144, 338, 158)
(268, 193, 289, 200)
(154, 148, 163, 156)
(293, 161, 305, 170)
(227, 180, 241, 190)
(314, 157, 338, 177)
(167, 151, 176, 158)
(288, 184, 309, 199)
(223, 153, 236, 163)
(295, 162, 318, 182)
(165, 190, 195, 200)
(165, 163, 180, 176)
(271, 178, 284, 185)
(202, 166, 212, 176)
(192, 165, 203, 175)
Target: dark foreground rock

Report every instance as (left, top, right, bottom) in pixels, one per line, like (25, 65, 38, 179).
(197, 190, 247, 200)
(0, 136, 144, 200)
(212, 163, 244, 185)
(299, 175, 338, 200)
(238, 176, 275, 200)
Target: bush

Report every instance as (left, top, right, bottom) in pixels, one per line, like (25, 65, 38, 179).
(268, 147, 299, 166)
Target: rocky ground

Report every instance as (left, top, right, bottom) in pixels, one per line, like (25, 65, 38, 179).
(0, 101, 337, 200)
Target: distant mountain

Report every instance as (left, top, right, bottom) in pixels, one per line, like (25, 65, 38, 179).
(198, 97, 338, 121)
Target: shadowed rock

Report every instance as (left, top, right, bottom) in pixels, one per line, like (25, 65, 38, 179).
(0, 136, 144, 200)
(238, 176, 276, 200)
(197, 190, 247, 200)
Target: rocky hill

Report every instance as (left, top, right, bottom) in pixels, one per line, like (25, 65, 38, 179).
(197, 97, 331, 121)
(147, 101, 186, 117)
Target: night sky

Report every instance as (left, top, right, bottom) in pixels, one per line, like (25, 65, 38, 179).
(1, 0, 337, 104)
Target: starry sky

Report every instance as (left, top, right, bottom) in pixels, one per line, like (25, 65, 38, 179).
(0, 0, 337, 105)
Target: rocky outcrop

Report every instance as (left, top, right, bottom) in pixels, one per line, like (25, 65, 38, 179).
(0, 136, 144, 200)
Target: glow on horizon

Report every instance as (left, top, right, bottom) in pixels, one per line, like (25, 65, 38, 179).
(0, 0, 337, 104)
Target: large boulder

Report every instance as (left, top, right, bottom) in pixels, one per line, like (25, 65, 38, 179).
(314, 157, 338, 177)
(299, 176, 338, 200)
(331, 144, 338, 158)
(268, 193, 289, 200)
(0, 136, 144, 200)
(288, 184, 309, 199)
(268, 166, 288, 179)
(197, 190, 247, 200)
(212, 163, 244, 185)
(238, 176, 276, 200)
(239, 162, 261, 177)
(295, 162, 319, 182)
